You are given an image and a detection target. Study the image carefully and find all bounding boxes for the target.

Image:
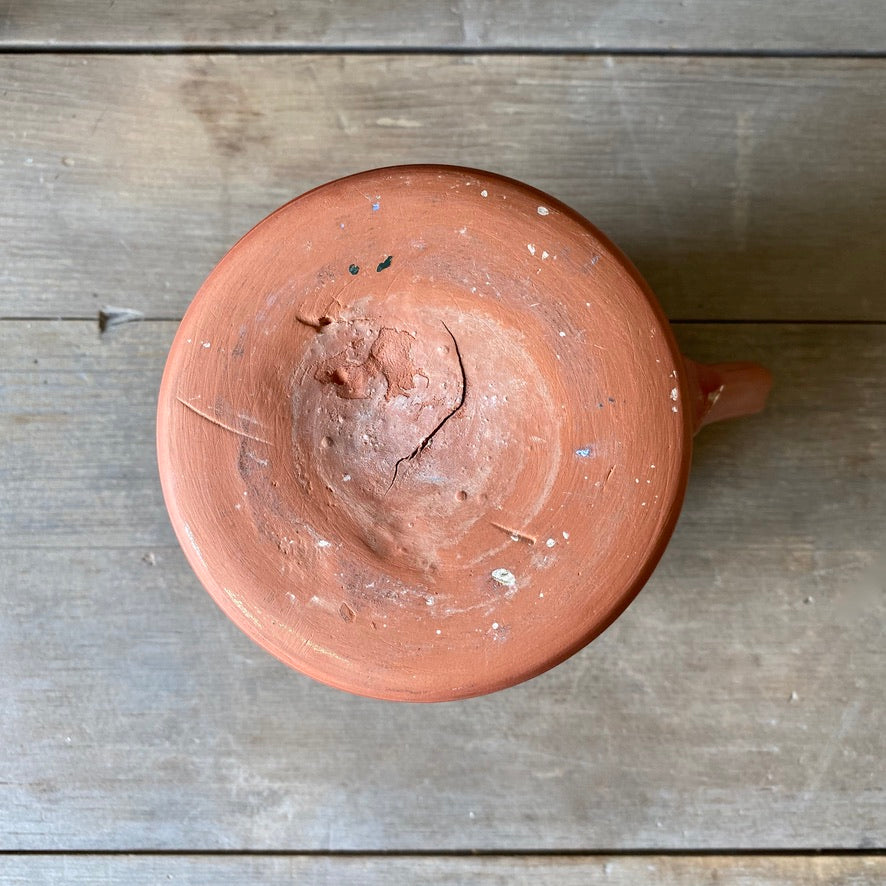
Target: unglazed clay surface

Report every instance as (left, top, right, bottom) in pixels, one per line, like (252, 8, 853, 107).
(157, 166, 694, 701)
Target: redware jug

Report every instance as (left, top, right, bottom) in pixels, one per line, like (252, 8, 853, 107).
(157, 165, 772, 701)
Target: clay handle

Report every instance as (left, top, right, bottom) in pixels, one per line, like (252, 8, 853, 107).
(682, 357, 773, 433)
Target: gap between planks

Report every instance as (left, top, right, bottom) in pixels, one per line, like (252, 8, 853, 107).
(2, 46, 886, 59)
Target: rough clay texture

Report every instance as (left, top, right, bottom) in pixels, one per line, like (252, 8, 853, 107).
(157, 165, 696, 701)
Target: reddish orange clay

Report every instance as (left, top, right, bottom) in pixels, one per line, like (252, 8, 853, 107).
(157, 166, 772, 701)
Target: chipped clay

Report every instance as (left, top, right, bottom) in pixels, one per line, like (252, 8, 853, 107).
(157, 165, 772, 702)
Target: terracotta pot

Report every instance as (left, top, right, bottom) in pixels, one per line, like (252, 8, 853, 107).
(157, 165, 771, 701)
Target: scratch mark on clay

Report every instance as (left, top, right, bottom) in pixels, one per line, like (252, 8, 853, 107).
(183, 523, 206, 567)
(303, 636, 350, 663)
(490, 521, 537, 545)
(224, 587, 263, 629)
(176, 396, 272, 445)
(602, 465, 616, 487)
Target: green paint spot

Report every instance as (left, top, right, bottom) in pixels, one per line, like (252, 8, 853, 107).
(348, 264, 359, 275)
(376, 255, 393, 273)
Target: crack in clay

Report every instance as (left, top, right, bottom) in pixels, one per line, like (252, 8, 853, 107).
(489, 521, 537, 545)
(176, 396, 272, 445)
(388, 321, 467, 491)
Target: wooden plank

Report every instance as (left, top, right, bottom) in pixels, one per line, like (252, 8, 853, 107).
(2, 855, 885, 885)
(2, 55, 885, 321)
(1, 0, 885, 52)
(0, 320, 883, 850)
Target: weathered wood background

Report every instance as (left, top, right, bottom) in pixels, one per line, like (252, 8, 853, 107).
(1, 2, 884, 883)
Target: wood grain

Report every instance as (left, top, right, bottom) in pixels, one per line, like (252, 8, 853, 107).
(2, 55, 885, 320)
(1, 320, 883, 850)
(2, 855, 885, 885)
(1, 0, 885, 52)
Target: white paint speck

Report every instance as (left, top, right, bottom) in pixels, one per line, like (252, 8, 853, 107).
(537, 206, 549, 215)
(558, 330, 566, 337)
(202, 341, 211, 348)
(317, 539, 331, 548)
(480, 189, 488, 197)
(426, 597, 434, 606)
(527, 243, 536, 256)
(342, 474, 351, 482)
(491, 568, 516, 588)
(436, 629, 442, 635)
(670, 387, 679, 401)
(672, 406, 679, 413)
(562, 531, 569, 539)
(492, 622, 500, 630)
(546, 538, 556, 548)
(542, 250, 549, 260)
